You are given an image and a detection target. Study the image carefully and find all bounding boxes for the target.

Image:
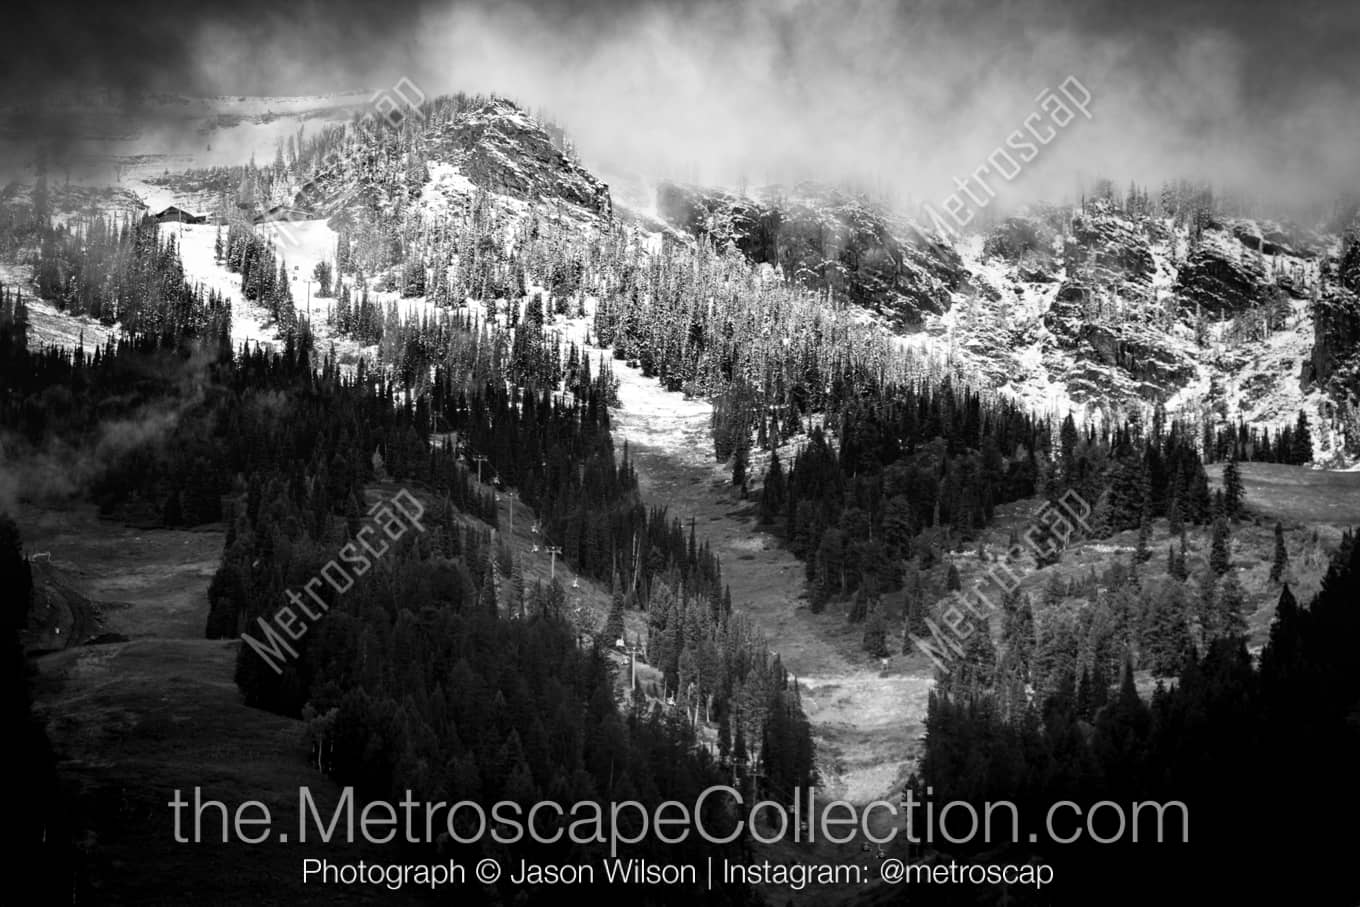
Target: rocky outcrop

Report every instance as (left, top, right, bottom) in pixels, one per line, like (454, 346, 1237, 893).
(656, 181, 964, 326)
(1311, 236, 1360, 402)
(1174, 231, 1266, 318)
(1229, 218, 1319, 259)
(1312, 232, 1360, 389)
(1078, 321, 1198, 392)
(655, 183, 779, 263)
(1066, 202, 1155, 297)
(982, 215, 1059, 274)
(291, 96, 612, 226)
(432, 98, 611, 219)
(1309, 286, 1360, 395)
(1041, 281, 1196, 402)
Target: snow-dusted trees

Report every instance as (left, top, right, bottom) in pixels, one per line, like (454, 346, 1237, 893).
(224, 223, 296, 332)
(31, 213, 229, 338)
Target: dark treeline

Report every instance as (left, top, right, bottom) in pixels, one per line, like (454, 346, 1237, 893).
(1205, 409, 1314, 465)
(217, 467, 757, 906)
(760, 383, 1042, 617)
(0, 284, 237, 525)
(908, 534, 1360, 906)
(759, 391, 1215, 635)
(191, 327, 810, 898)
(3, 279, 812, 903)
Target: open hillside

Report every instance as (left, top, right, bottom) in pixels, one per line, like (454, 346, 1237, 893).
(3, 81, 1359, 907)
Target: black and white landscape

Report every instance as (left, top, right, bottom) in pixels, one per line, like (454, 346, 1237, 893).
(4, 1, 1359, 905)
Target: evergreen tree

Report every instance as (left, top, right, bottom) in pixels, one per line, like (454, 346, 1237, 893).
(1195, 570, 1219, 642)
(1140, 583, 1192, 674)
(1135, 507, 1152, 562)
(1167, 484, 1184, 536)
(1270, 521, 1289, 583)
(1222, 458, 1244, 519)
(312, 260, 333, 297)
(1059, 413, 1079, 482)
(861, 601, 889, 659)
(1210, 517, 1231, 575)
(731, 440, 748, 494)
(1173, 529, 1190, 580)
(1003, 591, 1035, 679)
(1291, 410, 1312, 465)
(759, 451, 785, 525)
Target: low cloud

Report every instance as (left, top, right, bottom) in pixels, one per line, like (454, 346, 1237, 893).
(3, 0, 1358, 217)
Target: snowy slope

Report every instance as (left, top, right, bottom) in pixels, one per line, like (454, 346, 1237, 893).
(7, 92, 1357, 464)
(886, 204, 1353, 463)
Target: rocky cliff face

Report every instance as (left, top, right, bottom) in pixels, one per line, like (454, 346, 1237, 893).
(656, 184, 1352, 452)
(1035, 201, 1194, 401)
(981, 214, 1061, 279)
(656, 181, 964, 327)
(933, 197, 1351, 458)
(1040, 280, 1198, 403)
(429, 98, 611, 219)
(655, 182, 779, 262)
(1173, 229, 1269, 318)
(1311, 287, 1360, 390)
(1067, 203, 1157, 293)
(1309, 233, 1360, 398)
(286, 96, 612, 228)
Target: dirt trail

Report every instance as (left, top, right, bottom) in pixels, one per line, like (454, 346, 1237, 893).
(606, 361, 933, 803)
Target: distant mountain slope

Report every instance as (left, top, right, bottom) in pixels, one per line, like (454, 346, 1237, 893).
(8, 90, 1359, 462)
(279, 95, 612, 231)
(655, 182, 1360, 464)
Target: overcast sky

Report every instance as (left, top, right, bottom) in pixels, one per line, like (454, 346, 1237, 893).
(5, 0, 1358, 212)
